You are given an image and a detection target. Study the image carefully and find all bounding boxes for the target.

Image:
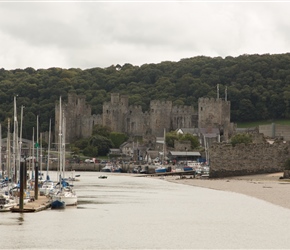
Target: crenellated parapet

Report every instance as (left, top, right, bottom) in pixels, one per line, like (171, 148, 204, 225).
(57, 92, 232, 143)
(198, 97, 232, 141)
(128, 105, 143, 114)
(172, 105, 195, 114)
(150, 100, 173, 110)
(198, 97, 230, 106)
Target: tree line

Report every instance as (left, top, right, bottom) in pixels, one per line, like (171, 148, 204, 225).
(1, 53, 290, 140)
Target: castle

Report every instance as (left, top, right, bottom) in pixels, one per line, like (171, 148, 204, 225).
(55, 93, 233, 144)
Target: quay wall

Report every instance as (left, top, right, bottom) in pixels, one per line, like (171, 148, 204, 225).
(209, 142, 289, 178)
(48, 162, 148, 173)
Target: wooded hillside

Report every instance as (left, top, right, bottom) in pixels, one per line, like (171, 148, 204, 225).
(1, 53, 290, 139)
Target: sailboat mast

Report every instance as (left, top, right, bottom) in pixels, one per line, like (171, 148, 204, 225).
(7, 119, 11, 183)
(62, 111, 66, 178)
(163, 128, 166, 164)
(40, 133, 42, 176)
(0, 124, 2, 178)
(36, 115, 39, 166)
(19, 105, 24, 159)
(13, 96, 17, 183)
(58, 96, 62, 182)
(32, 127, 35, 179)
(46, 119, 51, 180)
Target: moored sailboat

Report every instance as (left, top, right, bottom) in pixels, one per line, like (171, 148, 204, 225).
(51, 96, 77, 206)
(0, 193, 17, 212)
(155, 128, 167, 173)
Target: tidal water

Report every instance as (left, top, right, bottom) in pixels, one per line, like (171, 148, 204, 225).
(1, 171, 290, 249)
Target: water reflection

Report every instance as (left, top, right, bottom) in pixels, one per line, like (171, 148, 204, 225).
(17, 214, 24, 225)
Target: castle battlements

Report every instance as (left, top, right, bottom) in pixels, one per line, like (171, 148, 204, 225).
(172, 105, 194, 114)
(128, 105, 143, 111)
(58, 92, 232, 141)
(150, 100, 173, 108)
(199, 97, 230, 105)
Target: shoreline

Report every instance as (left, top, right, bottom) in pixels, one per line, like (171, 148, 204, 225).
(162, 172, 290, 210)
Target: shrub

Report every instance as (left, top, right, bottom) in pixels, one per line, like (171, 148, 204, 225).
(230, 133, 253, 146)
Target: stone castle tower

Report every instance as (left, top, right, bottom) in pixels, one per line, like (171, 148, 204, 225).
(102, 93, 129, 133)
(55, 93, 101, 144)
(57, 93, 232, 143)
(198, 97, 232, 140)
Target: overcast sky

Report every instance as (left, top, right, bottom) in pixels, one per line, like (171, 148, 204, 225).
(0, 1, 289, 70)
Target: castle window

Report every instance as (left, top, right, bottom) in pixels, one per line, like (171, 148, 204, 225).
(200, 107, 203, 111)
(107, 110, 109, 114)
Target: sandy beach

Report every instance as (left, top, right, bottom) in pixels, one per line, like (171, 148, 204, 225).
(163, 172, 290, 210)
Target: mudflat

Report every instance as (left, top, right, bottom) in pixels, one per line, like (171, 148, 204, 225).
(164, 172, 290, 210)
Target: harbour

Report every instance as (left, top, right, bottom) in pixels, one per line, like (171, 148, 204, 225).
(1, 171, 290, 249)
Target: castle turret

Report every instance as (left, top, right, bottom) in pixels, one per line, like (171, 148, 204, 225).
(102, 93, 129, 133)
(150, 100, 172, 137)
(198, 97, 231, 140)
(55, 93, 93, 144)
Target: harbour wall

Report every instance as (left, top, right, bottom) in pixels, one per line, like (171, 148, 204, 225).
(259, 124, 290, 141)
(47, 162, 147, 173)
(209, 141, 289, 178)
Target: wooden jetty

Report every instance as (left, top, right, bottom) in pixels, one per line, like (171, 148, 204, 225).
(10, 193, 51, 213)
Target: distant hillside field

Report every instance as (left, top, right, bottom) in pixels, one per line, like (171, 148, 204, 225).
(237, 120, 290, 128)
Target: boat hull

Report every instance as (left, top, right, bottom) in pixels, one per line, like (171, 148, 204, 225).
(0, 195, 17, 212)
(52, 188, 77, 206)
(51, 200, 66, 209)
(155, 167, 167, 173)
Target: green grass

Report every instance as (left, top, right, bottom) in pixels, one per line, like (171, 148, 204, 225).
(237, 119, 290, 128)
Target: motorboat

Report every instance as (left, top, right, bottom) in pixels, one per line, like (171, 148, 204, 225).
(101, 163, 113, 172)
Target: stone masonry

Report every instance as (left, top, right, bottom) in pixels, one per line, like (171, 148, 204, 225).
(56, 92, 232, 143)
(209, 141, 288, 178)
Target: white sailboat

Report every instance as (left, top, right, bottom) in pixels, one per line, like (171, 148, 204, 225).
(51, 96, 77, 207)
(0, 121, 17, 212)
(39, 119, 54, 196)
(0, 193, 17, 212)
(155, 128, 167, 173)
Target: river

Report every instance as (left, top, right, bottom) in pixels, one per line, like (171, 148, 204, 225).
(1, 171, 290, 249)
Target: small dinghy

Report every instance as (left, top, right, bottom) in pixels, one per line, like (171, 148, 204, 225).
(51, 200, 66, 209)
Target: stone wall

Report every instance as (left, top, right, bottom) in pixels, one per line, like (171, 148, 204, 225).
(198, 98, 232, 140)
(259, 123, 290, 141)
(59, 93, 232, 143)
(209, 142, 289, 178)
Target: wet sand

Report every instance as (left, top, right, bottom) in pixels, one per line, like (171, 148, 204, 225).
(163, 172, 290, 210)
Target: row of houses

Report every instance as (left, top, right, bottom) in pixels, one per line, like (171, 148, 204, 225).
(108, 127, 219, 164)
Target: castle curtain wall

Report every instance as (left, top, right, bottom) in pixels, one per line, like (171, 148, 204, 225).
(57, 93, 231, 143)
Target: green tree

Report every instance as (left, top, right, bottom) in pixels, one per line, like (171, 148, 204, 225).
(83, 145, 98, 157)
(92, 125, 111, 138)
(165, 131, 179, 148)
(180, 133, 200, 149)
(230, 133, 253, 146)
(109, 132, 128, 148)
(89, 134, 113, 156)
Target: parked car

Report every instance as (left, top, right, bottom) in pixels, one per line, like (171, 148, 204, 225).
(85, 159, 94, 163)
